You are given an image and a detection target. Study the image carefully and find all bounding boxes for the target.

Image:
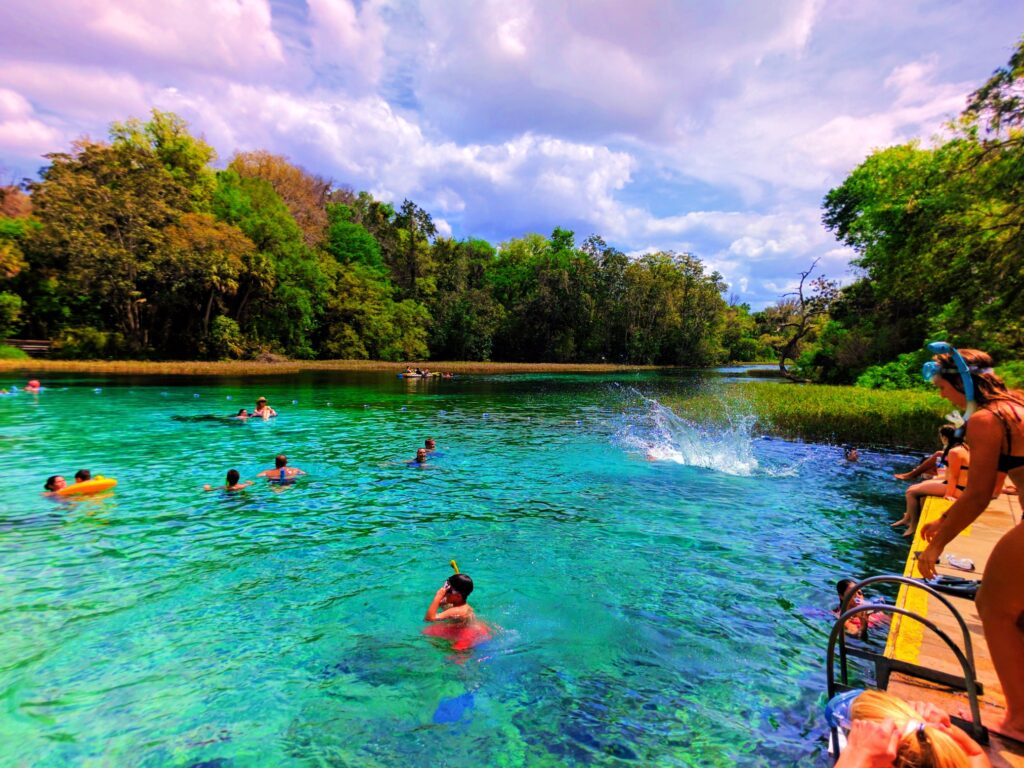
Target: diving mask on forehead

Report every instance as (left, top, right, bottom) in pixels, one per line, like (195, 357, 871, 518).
(922, 341, 978, 434)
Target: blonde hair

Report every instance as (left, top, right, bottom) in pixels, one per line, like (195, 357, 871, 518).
(850, 690, 970, 767)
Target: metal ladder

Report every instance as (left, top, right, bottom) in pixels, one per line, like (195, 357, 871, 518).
(825, 574, 988, 757)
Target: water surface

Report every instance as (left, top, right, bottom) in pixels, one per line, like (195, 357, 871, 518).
(0, 372, 910, 766)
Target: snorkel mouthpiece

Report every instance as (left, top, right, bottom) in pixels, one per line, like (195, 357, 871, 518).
(923, 341, 977, 434)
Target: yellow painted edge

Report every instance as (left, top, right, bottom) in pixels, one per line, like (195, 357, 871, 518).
(884, 497, 952, 662)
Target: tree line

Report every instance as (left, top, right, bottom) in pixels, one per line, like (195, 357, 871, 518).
(0, 112, 780, 365)
(789, 37, 1024, 387)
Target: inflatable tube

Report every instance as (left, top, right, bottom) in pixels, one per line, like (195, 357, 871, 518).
(56, 477, 117, 496)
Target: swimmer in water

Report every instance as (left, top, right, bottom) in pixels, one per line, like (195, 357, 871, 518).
(407, 447, 429, 467)
(256, 454, 305, 481)
(25, 379, 41, 393)
(834, 578, 887, 637)
(235, 408, 250, 420)
(422, 572, 493, 652)
(43, 475, 67, 495)
(425, 437, 436, 452)
(74, 469, 91, 483)
(844, 445, 859, 462)
(204, 469, 253, 492)
(253, 397, 277, 418)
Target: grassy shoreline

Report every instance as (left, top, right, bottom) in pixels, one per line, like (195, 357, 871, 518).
(662, 382, 949, 452)
(0, 358, 664, 376)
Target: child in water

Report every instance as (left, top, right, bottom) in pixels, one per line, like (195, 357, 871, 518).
(423, 573, 491, 651)
(204, 469, 253, 492)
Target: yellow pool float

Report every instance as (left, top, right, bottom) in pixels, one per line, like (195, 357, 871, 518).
(56, 476, 118, 496)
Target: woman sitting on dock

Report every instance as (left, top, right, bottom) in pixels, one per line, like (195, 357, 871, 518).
(891, 427, 970, 537)
(917, 347, 1024, 743)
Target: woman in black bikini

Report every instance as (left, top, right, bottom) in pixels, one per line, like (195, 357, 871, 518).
(918, 348, 1024, 742)
(892, 427, 969, 537)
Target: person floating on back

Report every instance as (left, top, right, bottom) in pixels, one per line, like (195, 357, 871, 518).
(257, 454, 305, 483)
(204, 469, 253, 492)
(423, 572, 491, 651)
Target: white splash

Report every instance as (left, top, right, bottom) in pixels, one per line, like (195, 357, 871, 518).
(615, 392, 759, 476)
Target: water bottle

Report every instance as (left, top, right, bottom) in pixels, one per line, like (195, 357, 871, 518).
(824, 688, 863, 730)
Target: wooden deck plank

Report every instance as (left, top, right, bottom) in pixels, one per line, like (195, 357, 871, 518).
(882, 490, 1023, 763)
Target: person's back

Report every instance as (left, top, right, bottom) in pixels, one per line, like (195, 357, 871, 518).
(257, 453, 305, 479)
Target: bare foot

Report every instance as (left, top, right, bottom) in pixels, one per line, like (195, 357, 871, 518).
(992, 715, 1024, 743)
(891, 519, 909, 528)
(895, 473, 911, 480)
(903, 528, 916, 538)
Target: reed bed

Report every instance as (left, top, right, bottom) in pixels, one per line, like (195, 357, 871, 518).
(664, 382, 950, 451)
(0, 358, 662, 377)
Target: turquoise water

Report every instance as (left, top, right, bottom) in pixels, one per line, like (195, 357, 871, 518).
(0, 372, 909, 766)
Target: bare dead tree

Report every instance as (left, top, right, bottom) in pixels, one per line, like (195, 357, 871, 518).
(773, 259, 838, 382)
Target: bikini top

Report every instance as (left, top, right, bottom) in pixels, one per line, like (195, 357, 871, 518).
(992, 404, 1024, 472)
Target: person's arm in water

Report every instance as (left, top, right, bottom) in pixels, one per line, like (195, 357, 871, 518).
(944, 447, 967, 500)
(919, 412, 1002, 579)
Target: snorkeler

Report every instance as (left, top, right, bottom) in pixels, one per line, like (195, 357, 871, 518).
(256, 454, 305, 481)
(423, 572, 492, 651)
(204, 469, 253, 492)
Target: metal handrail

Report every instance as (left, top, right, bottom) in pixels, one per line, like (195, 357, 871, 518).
(825, 574, 987, 755)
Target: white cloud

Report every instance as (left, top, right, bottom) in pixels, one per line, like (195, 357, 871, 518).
(307, 0, 388, 90)
(0, 88, 64, 157)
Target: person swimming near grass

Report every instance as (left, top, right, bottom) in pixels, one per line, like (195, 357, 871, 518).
(423, 573, 492, 651)
(257, 454, 305, 482)
(204, 469, 253, 492)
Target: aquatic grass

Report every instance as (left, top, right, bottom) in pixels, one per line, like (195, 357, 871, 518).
(0, 359, 663, 377)
(0, 344, 30, 360)
(664, 382, 949, 451)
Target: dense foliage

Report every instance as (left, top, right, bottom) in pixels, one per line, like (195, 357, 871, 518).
(805, 38, 1024, 385)
(1, 111, 774, 364)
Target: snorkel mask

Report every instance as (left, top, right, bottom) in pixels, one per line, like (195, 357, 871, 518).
(921, 342, 978, 437)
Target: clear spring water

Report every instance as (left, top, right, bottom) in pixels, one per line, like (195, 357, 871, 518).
(0, 371, 912, 766)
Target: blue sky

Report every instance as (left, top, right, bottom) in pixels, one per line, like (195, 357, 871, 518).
(1, 1, 1023, 307)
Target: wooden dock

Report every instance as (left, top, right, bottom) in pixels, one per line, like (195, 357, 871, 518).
(883, 490, 1023, 767)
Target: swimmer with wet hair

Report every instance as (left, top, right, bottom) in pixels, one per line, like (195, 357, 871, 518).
(205, 469, 253, 492)
(74, 469, 91, 483)
(408, 447, 429, 467)
(43, 475, 66, 495)
(425, 574, 475, 623)
(425, 437, 436, 452)
(235, 408, 250, 420)
(257, 454, 305, 480)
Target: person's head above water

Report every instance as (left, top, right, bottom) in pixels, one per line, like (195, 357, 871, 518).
(44, 475, 66, 492)
(415, 448, 428, 463)
(226, 469, 240, 485)
(425, 437, 436, 450)
(836, 578, 863, 601)
(275, 454, 288, 469)
(237, 408, 249, 417)
(74, 469, 91, 482)
(256, 396, 268, 407)
(843, 446, 859, 462)
(445, 573, 474, 603)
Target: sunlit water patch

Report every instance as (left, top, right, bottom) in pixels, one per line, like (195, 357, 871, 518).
(0, 371, 913, 766)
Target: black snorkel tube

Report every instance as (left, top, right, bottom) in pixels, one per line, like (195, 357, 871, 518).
(922, 341, 977, 438)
